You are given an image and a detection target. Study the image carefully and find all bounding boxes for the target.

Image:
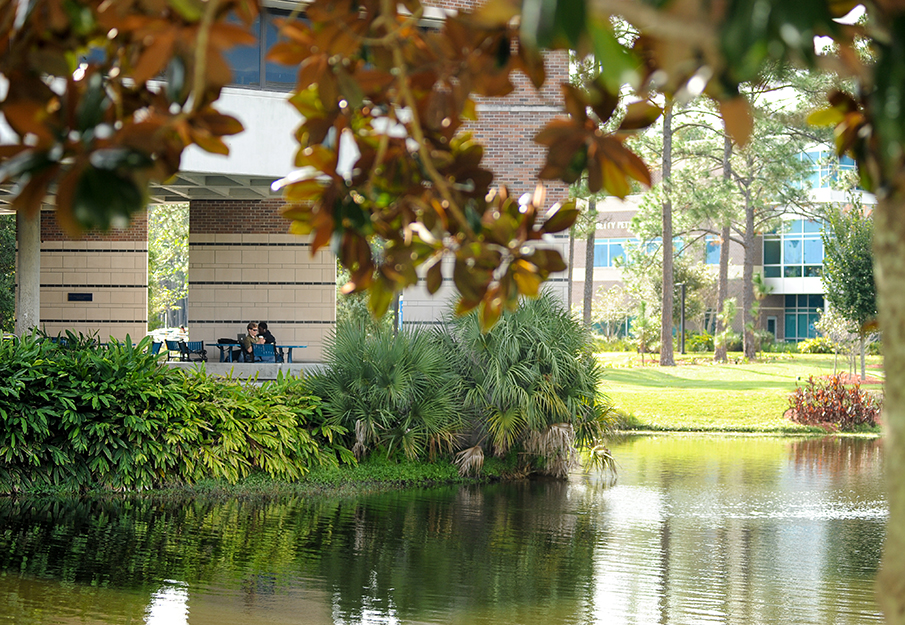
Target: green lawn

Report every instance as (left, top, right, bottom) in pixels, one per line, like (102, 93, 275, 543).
(598, 352, 884, 433)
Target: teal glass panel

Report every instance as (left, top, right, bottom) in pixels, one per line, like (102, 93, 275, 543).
(765, 266, 781, 277)
(786, 295, 797, 307)
(764, 240, 781, 265)
(808, 313, 820, 338)
(805, 265, 822, 277)
(798, 313, 809, 338)
(785, 314, 796, 339)
(784, 266, 802, 278)
(788, 220, 803, 234)
(809, 294, 824, 309)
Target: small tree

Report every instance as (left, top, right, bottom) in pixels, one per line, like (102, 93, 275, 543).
(714, 298, 739, 355)
(821, 205, 877, 381)
(631, 301, 657, 365)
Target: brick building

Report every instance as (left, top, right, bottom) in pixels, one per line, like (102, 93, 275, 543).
(8, 0, 571, 359)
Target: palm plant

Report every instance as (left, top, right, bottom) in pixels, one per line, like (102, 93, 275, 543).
(441, 291, 616, 477)
(307, 322, 462, 461)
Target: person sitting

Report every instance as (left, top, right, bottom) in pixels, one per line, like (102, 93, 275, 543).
(257, 321, 282, 362)
(258, 321, 276, 345)
(240, 322, 263, 362)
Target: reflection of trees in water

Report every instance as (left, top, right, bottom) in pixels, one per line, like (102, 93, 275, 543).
(0, 482, 595, 623)
(788, 437, 883, 480)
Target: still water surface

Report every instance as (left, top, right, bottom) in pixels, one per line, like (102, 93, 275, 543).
(0, 435, 886, 624)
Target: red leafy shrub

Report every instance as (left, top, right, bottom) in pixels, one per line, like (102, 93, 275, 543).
(787, 374, 881, 431)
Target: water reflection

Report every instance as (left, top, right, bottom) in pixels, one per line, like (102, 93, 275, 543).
(0, 436, 886, 624)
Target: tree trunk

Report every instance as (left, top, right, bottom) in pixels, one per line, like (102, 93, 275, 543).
(860, 334, 866, 382)
(660, 103, 676, 366)
(873, 194, 905, 624)
(567, 227, 575, 307)
(742, 195, 756, 361)
(714, 134, 732, 363)
(583, 199, 596, 328)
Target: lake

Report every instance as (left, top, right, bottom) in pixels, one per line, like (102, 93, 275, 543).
(0, 435, 886, 624)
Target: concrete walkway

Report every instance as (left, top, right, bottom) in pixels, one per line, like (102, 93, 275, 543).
(165, 361, 324, 380)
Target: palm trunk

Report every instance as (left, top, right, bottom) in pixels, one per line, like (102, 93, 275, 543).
(660, 102, 675, 366)
(873, 194, 905, 624)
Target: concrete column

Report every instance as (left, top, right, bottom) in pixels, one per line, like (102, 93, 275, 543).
(15, 210, 40, 336)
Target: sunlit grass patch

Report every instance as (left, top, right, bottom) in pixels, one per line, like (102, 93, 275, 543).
(600, 352, 884, 433)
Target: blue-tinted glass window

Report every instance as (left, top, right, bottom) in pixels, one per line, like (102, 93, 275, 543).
(784, 265, 802, 278)
(809, 294, 824, 309)
(802, 220, 821, 234)
(264, 11, 297, 86)
(787, 221, 803, 234)
(610, 242, 625, 264)
(705, 239, 720, 264)
(784, 239, 802, 265)
(594, 242, 608, 267)
(224, 15, 261, 86)
(765, 266, 781, 277)
(803, 238, 822, 264)
(786, 295, 797, 308)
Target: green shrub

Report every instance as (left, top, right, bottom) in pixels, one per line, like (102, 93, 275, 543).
(307, 322, 463, 462)
(788, 374, 881, 431)
(797, 336, 836, 354)
(0, 333, 345, 494)
(593, 336, 635, 352)
(441, 291, 616, 477)
(686, 331, 713, 353)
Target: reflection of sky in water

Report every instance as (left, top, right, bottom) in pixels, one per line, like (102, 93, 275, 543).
(146, 580, 189, 625)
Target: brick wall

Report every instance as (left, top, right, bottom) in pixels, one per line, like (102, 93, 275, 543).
(37, 210, 148, 340)
(188, 199, 334, 362)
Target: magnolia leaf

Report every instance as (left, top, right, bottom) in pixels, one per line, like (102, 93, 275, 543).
(1, 101, 55, 144)
(479, 296, 503, 332)
(426, 260, 443, 294)
(561, 84, 588, 123)
(619, 101, 662, 132)
(368, 274, 395, 319)
(807, 106, 845, 127)
(73, 167, 145, 230)
(12, 164, 58, 219)
(132, 29, 175, 84)
(541, 205, 579, 233)
(602, 156, 632, 198)
(189, 128, 230, 155)
(512, 260, 543, 296)
(168, 0, 204, 22)
(588, 18, 639, 92)
(720, 97, 753, 147)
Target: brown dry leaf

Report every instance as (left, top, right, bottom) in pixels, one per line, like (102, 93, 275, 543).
(2, 101, 56, 144)
(12, 164, 58, 219)
(720, 97, 753, 147)
(132, 29, 176, 83)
